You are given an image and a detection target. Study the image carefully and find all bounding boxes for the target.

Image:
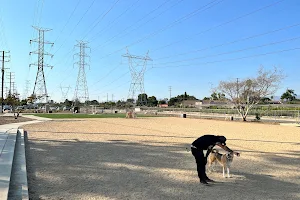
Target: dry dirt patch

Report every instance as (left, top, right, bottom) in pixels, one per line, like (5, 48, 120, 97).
(22, 117, 300, 200)
(0, 116, 34, 125)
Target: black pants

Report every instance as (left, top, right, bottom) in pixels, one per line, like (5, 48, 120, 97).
(191, 148, 208, 181)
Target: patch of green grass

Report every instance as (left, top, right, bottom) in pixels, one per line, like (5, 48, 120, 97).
(25, 113, 164, 119)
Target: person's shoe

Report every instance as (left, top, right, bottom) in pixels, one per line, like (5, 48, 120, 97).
(200, 180, 208, 185)
(206, 178, 215, 183)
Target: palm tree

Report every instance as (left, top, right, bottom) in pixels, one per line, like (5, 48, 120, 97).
(281, 89, 297, 102)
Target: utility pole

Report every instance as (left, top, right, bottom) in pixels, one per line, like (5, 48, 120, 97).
(107, 93, 108, 102)
(30, 26, 54, 103)
(122, 48, 152, 106)
(1, 51, 10, 113)
(168, 86, 172, 100)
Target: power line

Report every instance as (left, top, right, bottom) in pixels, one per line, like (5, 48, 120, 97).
(89, 0, 142, 41)
(93, 0, 176, 49)
(127, 0, 224, 46)
(90, 71, 130, 95)
(0, 7, 10, 53)
(152, 47, 300, 69)
(155, 22, 300, 60)
(88, 44, 297, 98)
(152, 36, 300, 66)
(152, 0, 285, 52)
(52, 0, 174, 81)
(89, 62, 124, 88)
(47, 1, 96, 83)
(52, 0, 96, 56)
(97, 0, 224, 59)
(36, 0, 45, 27)
(89, 66, 155, 97)
(53, 0, 82, 44)
(82, 0, 121, 40)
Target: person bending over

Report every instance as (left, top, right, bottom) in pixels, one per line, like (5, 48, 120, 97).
(191, 135, 240, 185)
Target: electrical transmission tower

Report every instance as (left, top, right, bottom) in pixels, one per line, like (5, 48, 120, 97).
(6, 72, 15, 96)
(122, 49, 152, 106)
(60, 85, 71, 102)
(29, 26, 54, 103)
(73, 41, 90, 105)
(23, 80, 31, 100)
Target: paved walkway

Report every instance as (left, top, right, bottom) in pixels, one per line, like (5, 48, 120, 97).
(0, 115, 51, 200)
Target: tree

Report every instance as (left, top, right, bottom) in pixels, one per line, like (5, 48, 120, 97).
(158, 100, 166, 104)
(147, 96, 158, 107)
(211, 92, 226, 100)
(27, 94, 36, 104)
(89, 100, 99, 105)
(126, 98, 134, 103)
(184, 92, 188, 100)
(20, 99, 28, 106)
(64, 99, 73, 107)
(137, 93, 148, 106)
(260, 97, 271, 104)
(280, 89, 297, 102)
(168, 92, 198, 106)
(217, 67, 284, 121)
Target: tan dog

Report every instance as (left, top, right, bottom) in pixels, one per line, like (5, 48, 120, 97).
(126, 111, 136, 118)
(207, 149, 234, 178)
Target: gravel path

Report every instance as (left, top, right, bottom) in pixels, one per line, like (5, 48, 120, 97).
(22, 117, 300, 200)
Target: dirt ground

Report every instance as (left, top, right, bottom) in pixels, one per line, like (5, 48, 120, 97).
(0, 116, 34, 125)
(21, 117, 300, 200)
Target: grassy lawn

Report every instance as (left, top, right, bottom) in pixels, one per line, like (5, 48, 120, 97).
(26, 113, 163, 119)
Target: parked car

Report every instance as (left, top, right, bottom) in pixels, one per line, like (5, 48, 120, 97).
(3, 105, 12, 112)
(16, 106, 24, 110)
(63, 106, 71, 111)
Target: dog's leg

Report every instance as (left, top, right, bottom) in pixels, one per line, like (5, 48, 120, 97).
(210, 162, 214, 172)
(207, 160, 212, 173)
(212, 161, 216, 171)
(222, 166, 225, 178)
(227, 167, 230, 178)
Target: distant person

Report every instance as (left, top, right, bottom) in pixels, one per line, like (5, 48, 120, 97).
(190, 135, 240, 185)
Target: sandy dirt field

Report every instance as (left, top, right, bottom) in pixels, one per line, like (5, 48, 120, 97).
(21, 117, 300, 200)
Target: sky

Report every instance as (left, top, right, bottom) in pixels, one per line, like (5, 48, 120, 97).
(0, 0, 299, 103)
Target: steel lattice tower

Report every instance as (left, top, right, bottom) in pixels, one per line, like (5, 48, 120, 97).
(29, 26, 53, 103)
(122, 49, 152, 106)
(60, 85, 71, 102)
(73, 41, 90, 105)
(23, 80, 31, 100)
